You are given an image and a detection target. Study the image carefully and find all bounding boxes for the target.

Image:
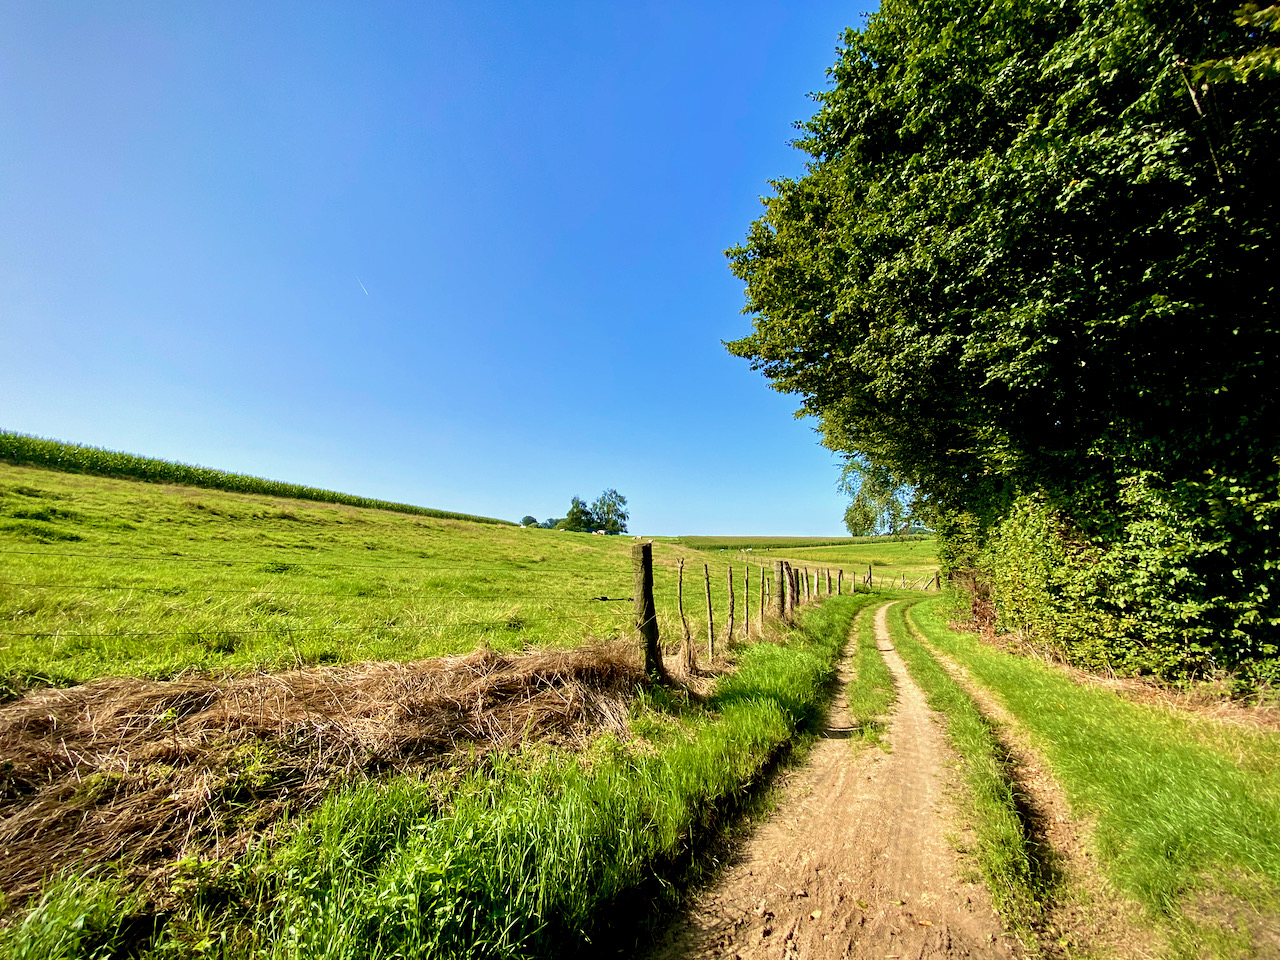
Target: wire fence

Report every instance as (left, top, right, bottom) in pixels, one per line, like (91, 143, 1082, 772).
(0, 544, 938, 654)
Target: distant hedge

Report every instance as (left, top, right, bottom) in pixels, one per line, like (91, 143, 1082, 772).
(0, 431, 513, 526)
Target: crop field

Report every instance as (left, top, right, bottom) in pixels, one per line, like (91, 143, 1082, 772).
(0, 463, 936, 694)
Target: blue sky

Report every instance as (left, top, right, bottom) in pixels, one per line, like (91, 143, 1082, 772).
(1, 2, 866, 535)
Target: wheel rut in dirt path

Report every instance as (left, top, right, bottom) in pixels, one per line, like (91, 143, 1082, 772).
(644, 602, 1021, 960)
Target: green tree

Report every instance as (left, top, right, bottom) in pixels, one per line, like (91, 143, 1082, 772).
(726, 0, 1279, 682)
(557, 497, 595, 532)
(590, 489, 629, 534)
(520, 515, 538, 527)
(839, 461, 912, 537)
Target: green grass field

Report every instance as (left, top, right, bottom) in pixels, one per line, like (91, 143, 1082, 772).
(0, 463, 934, 693)
(670, 536, 938, 587)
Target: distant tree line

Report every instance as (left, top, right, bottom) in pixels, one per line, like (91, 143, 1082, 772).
(521, 489, 629, 534)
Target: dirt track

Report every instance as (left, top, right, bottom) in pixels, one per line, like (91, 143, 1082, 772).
(646, 602, 1021, 960)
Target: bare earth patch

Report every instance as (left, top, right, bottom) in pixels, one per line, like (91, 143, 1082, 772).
(646, 603, 1021, 960)
(0, 643, 642, 908)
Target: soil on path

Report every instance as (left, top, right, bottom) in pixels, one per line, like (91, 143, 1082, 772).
(644, 602, 1021, 960)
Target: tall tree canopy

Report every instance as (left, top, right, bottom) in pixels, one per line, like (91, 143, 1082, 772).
(727, 0, 1279, 683)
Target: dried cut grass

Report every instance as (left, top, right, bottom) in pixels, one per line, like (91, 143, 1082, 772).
(0, 643, 645, 907)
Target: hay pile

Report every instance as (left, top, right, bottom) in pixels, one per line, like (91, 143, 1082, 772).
(0, 644, 644, 905)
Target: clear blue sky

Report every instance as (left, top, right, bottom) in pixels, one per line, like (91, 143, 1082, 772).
(2, 2, 866, 535)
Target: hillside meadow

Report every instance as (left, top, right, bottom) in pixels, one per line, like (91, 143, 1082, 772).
(0, 462, 936, 693)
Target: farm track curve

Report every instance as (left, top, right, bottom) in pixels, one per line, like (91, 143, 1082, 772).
(644, 601, 1021, 960)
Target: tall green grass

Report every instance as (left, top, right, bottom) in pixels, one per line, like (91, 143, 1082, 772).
(884, 601, 1044, 927)
(906, 597, 1280, 932)
(0, 875, 142, 960)
(1, 596, 874, 960)
(0, 431, 511, 525)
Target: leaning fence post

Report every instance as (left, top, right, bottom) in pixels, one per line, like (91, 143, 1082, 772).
(773, 560, 785, 621)
(726, 565, 735, 645)
(632, 542, 663, 679)
(866, 564, 873, 586)
(677, 558, 694, 673)
(704, 563, 715, 660)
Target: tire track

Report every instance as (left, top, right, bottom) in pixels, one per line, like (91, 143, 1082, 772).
(644, 602, 1021, 959)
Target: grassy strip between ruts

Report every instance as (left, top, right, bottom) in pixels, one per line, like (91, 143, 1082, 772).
(883, 600, 1045, 933)
(906, 597, 1280, 959)
(0, 594, 874, 960)
(846, 601, 896, 747)
(0, 431, 511, 526)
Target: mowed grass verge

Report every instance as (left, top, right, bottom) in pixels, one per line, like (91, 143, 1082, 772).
(1, 596, 872, 960)
(906, 598, 1280, 959)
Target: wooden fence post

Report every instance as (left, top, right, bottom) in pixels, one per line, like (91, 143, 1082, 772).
(726, 565, 735, 645)
(837, 569, 843, 596)
(866, 564, 873, 586)
(743, 565, 750, 639)
(677, 558, 694, 673)
(773, 560, 785, 621)
(704, 563, 714, 660)
(760, 565, 766, 632)
(632, 542, 663, 679)
(826, 569, 832, 595)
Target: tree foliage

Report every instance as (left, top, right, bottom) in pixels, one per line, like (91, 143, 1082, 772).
(839, 460, 914, 537)
(555, 490, 629, 534)
(727, 0, 1279, 683)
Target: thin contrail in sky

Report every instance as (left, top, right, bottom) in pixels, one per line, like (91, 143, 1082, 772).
(355, 275, 369, 296)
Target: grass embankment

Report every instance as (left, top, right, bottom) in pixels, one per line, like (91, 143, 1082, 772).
(1, 596, 872, 960)
(882, 601, 1044, 929)
(0, 431, 510, 525)
(906, 598, 1280, 957)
